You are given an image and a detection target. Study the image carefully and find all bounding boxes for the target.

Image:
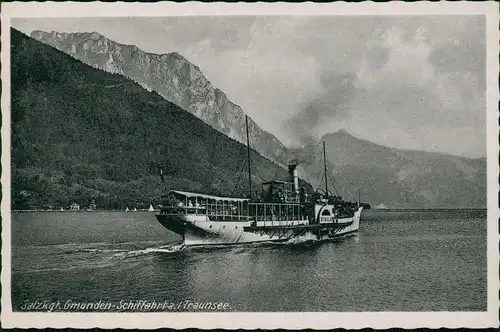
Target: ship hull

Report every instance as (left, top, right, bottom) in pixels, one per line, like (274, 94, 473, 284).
(156, 208, 362, 246)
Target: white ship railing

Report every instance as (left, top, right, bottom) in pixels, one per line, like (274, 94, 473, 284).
(160, 201, 309, 222)
(161, 190, 312, 223)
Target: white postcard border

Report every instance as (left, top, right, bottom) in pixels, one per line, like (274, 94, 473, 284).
(1, 1, 499, 329)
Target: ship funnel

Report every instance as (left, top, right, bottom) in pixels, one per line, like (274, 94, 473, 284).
(288, 164, 299, 194)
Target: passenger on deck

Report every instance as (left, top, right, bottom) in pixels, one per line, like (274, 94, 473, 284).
(270, 208, 276, 221)
(277, 189, 284, 202)
(188, 200, 193, 207)
(299, 186, 306, 203)
(265, 186, 274, 202)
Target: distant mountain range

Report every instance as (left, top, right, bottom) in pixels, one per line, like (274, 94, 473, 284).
(11, 28, 304, 210)
(292, 130, 486, 208)
(13, 28, 486, 209)
(30, 30, 289, 165)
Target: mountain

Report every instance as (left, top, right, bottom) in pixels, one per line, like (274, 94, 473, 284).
(11, 28, 307, 210)
(29, 30, 289, 165)
(291, 130, 486, 208)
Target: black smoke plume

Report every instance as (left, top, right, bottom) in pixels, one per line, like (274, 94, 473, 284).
(286, 70, 357, 146)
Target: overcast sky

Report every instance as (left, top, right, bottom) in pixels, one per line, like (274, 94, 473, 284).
(13, 16, 486, 157)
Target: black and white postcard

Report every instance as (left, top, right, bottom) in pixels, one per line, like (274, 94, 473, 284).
(1, 1, 498, 329)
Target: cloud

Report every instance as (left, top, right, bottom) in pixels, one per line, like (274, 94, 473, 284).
(150, 16, 256, 54)
(180, 16, 322, 145)
(285, 71, 357, 146)
(282, 16, 485, 156)
(283, 18, 438, 146)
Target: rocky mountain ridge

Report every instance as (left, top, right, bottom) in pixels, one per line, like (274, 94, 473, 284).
(30, 30, 289, 165)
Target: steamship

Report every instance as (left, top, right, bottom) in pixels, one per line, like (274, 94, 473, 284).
(155, 116, 363, 246)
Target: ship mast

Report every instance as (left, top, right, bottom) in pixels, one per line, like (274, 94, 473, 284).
(357, 188, 360, 209)
(323, 141, 328, 200)
(245, 115, 252, 199)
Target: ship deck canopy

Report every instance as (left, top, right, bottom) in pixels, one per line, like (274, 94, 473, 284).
(169, 190, 250, 202)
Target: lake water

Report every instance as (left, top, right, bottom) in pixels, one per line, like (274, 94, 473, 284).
(10, 209, 487, 312)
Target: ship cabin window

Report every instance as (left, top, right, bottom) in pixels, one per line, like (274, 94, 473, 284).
(185, 207, 206, 215)
(222, 225, 226, 229)
(321, 209, 331, 216)
(209, 225, 212, 228)
(235, 226, 238, 229)
(161, 207, 185, 215)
